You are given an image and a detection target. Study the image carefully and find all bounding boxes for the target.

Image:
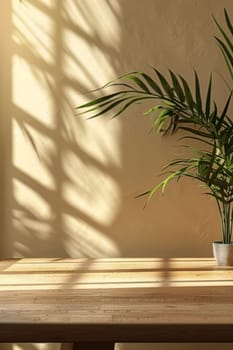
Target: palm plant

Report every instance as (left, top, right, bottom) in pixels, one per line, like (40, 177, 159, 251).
(77, 9, 233, 244)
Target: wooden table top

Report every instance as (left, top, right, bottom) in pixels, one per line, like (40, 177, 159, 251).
(0, 257, 233, 342)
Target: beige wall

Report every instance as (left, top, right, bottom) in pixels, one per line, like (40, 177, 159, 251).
(0, 0, 233, 350)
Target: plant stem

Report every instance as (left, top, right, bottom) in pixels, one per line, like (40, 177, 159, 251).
(222, 202, 232, 243)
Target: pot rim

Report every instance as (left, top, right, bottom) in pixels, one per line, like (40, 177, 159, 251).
(213, 240, 233, 245)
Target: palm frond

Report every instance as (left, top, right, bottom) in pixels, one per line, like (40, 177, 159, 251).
(214, 9, 233, 81)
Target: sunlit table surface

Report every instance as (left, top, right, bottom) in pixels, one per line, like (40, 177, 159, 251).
(0, 258, 233, 349)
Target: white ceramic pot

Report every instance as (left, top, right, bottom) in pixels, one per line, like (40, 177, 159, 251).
(213, 241, 233, 266)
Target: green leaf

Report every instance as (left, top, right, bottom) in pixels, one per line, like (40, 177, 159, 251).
(179, 126, 212, 138)
(109, 82, 136, 90)
(87, 97, 133, 119)
(224, 8, 233, 35)
(79, 92, 143, 116)
(207, 141, 217, 178)
(147, 171, 180, 200)
(144, 105, 162, 116)
(125, 74, 150, 93)
(147, 182, 163, 200)
(215, 37, 233, 66)
(179, 75, 194, 110)
(154, 69, 174, 98)
(209, 161, 226, 186)
(217, 92, 232, 129)
(198, 158, 210, 178)
(76, 91, 128, 109)
(161, 172, 180, 192)
(140, 72, 163, 95)
(205, 75, 212, 119)
(194, 70, 203, 114)
(219, 46, 233, 80)
(213, 15, 233, 53)
(155, 109, 172, 133)
(179, 135, 213, 146)
(111, 96, 155, 119)
(169, 70, 185, 102)
(209, 102, 218, 125)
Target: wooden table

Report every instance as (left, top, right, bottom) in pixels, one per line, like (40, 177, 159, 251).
(0, 258, 233, 349)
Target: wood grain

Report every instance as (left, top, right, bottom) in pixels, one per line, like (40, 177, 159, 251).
(0, 258, 233, 342)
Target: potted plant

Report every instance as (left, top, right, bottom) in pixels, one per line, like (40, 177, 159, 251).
(77, 10, 233, 265)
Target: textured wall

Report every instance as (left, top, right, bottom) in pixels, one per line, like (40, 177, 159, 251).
(0, 1, 233, 350)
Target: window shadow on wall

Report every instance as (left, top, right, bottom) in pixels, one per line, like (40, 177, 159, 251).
(7, 0, 125, 259)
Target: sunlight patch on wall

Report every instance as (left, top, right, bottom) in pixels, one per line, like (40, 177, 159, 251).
(13, 178, 53, 257)
(36, 0, 56, 8)
(13, 119, 56, 190)
(65, 86, 122, 168)
(11, 0, 122, 258)
(63, 214, 120, 257)
(63, 27, 119, 90)
(62, 0, 121, 90)
(13, 0, 54, 65)
(12, 55, 55, 127)
(62, 151, 120, 225)
(14, 179, 52, 220)
(63, 0, 121, 54)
